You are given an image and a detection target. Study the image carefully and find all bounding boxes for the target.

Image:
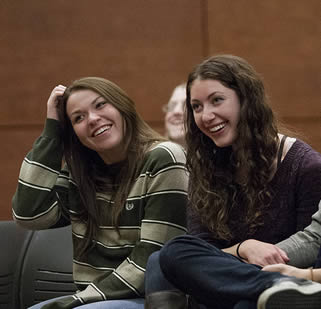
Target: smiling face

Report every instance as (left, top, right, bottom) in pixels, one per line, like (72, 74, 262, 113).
(66, 89, 126, 164)
(164, 85, 186, 146)
(190, 78, 240, 148)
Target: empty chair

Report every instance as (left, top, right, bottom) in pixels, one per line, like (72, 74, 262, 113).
(19, 225, 77, 308)
(0, 221, 33, 309)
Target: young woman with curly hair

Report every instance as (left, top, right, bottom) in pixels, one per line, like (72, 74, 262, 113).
(144, 55, 321, 309)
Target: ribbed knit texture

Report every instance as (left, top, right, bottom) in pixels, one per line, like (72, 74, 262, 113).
(12, 119, 188, 307)
(188, 139, 321, 260)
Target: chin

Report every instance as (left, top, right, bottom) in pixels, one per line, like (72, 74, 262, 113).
(213, 140, 233, 149)
(169, 133, 184, 140)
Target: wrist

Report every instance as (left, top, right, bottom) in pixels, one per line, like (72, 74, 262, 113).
(47, 112, 60, 120)
(236, 240, 247, 260)
(309, 268, 314, 282)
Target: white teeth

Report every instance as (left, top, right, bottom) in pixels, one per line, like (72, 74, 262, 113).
(209, 123, 226, 133)
(94, 125, 111, 136)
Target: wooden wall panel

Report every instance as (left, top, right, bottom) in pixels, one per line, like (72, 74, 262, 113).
(282, 118, 321, 150)
(1, 0, 204, 125)
(1, 0, 319, 220)
(1, 127, 42, 220)
(0, 0, 204, 219)
(206, 0, 321, 152)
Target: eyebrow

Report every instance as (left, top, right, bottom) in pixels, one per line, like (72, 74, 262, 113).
(191, 91, 222, 103)
(69, 95, 104, 117)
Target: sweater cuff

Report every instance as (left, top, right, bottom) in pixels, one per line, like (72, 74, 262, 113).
(42, 118, 63, 140)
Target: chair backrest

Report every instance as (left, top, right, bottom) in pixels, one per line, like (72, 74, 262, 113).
(0, 221, 33, 309)
(19, 225, 77, 308)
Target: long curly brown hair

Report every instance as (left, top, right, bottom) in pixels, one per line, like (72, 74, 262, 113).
(185, 55, 279, 241)
(58, 77, 165, 256)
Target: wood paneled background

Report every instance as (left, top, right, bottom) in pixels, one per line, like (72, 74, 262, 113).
(1, 0, 320, 219)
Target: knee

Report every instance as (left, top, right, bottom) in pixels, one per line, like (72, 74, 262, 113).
(146, 250, 178, 294)
(159, 235, 195, 276)
(146, 251, 161, 274)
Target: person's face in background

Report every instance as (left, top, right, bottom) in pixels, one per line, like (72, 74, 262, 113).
(164, 85, 186, 147)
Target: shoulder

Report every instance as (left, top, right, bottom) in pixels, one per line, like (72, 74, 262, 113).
(147, 141, 186, 164)
(292, 139, 321, 163)
(285, 139, 321, 178)
(140, 141, 187, 175)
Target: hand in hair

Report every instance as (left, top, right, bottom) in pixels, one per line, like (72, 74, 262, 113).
(47, 85, 66, 120)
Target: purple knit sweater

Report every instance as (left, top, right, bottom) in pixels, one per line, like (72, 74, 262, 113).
(187, 139, 321, 249)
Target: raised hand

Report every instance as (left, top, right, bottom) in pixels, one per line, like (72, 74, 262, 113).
(47, 85, 66, 120)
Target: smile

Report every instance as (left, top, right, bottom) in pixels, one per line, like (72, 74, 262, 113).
(170, 120, 184, 125)
(93, 125, 111, 137)
(209, 122, 227, 133)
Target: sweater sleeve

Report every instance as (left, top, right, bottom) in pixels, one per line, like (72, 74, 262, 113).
(277, 200, 321, 268)
(41, 141, 188, 308)
(277, 143, 321, 267)
(12, 119, 70, 229)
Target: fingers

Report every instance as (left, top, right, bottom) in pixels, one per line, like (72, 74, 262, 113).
(47, 85, 67, 120)
(265, 247, 288, 265)
(55, 84, 66, 92)
(277, 247, 290, 263)
(50, 85, 67, 100)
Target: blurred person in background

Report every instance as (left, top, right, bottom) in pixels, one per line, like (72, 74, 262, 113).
(163, 83, 186, 148)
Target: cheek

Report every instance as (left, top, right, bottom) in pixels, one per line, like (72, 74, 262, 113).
(193, 114, 202, 129)
(232, 109, 241, 128)
(72, 125, 85, 141)
(164, 114, 171, 122)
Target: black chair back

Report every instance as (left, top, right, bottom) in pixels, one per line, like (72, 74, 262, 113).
(0, 221, 33, 309)
(19, 225, 77, 308)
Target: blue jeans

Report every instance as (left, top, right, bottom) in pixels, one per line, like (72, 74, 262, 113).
(150, 235, 284, 309)
(145, 250, 256, 309)
(145, 250, 177, 295)
(28, 297, 144, 308)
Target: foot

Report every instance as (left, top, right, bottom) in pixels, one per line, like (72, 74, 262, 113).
(257, 277, 321, 309)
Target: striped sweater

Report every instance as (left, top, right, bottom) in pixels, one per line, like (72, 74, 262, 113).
(12, 119, 188, 307)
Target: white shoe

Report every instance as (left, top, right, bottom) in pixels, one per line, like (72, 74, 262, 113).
(257, 277, 321, 309)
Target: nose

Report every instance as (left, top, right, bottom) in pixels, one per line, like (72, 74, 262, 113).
(88, 111, 100, 125)
(201, 105, 215, 123)
(172, 101, 184, 115)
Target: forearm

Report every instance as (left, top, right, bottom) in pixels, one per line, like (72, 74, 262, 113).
(277, 237, 320, 268)
(290, 268, 321, 283)
(263, 264, 321, 283)
(223, 239, 290, 266)
(312, 269, 321, 283)
(222, 242, 245, 260)
(12, 119, 66, 229)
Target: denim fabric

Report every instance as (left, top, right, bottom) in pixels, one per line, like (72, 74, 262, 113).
(145, 251, 178, 295)
(158, 235, 284, 309)
(28, 297, 144, 309)
(233, 300, 257, 309)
